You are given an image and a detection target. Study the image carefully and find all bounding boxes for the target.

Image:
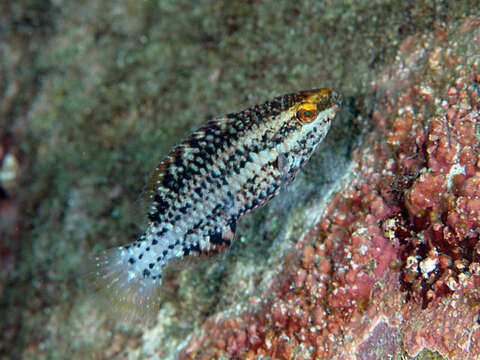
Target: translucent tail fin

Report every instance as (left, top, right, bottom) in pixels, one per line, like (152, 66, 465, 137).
(86, 247, 164, 324)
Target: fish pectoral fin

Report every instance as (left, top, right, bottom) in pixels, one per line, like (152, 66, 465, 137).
(276, 152, 293, 186)
(276, 152, 288, 172)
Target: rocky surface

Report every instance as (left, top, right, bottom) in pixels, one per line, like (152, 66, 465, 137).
(180, 16, 480, 359)
(1, 1, 479, 359)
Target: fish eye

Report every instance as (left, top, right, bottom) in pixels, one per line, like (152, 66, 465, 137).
(296, 103, 318, 123)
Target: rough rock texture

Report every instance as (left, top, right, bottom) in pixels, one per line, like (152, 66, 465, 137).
(1, 1, 480, 359)
(180, 15, 480, 360)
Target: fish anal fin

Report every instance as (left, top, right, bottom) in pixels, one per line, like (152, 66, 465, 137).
(200, 222, 237, 257)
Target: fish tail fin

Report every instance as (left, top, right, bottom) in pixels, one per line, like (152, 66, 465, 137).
(85, 246, 163, 324)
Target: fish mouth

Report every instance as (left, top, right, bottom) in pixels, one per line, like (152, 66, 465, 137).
(327, 90, 342, 120)
(322, 89, 342, 121)
(330, 89, 343, 109)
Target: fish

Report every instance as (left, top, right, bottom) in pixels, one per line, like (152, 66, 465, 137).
(90, 88, 342, 319)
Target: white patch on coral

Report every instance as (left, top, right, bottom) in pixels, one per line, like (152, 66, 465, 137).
(419, 257, 438, 276)
(446, 162, 465, 190)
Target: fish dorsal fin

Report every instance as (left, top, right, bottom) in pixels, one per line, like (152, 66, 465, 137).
(140, 153, 177, 223)
(146, 157, 169, 198)
(147, 114, 234, 192)
(144, 114, 237, 215)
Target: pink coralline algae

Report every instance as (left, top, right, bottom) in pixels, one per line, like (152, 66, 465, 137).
(180, 18, 480, 359)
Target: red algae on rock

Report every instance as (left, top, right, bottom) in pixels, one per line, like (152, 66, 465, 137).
(179, 17, 480, 359)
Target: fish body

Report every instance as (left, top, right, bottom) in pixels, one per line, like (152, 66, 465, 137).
(92, 88, 342, 317)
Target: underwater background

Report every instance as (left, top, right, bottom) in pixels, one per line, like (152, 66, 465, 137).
(1, 1, 480, 359)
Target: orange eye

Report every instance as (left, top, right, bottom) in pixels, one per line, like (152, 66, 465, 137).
(296, 103, 318, 123)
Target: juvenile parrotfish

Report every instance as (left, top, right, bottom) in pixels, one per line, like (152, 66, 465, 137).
(92, 88, 342, 318)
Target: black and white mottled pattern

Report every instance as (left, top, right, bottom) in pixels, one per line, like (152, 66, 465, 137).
(91, 88, 342, 316)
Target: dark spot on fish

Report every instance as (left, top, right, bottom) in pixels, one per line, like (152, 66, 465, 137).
(156, 228, 168, 237)
(210, 232, 224, 245)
